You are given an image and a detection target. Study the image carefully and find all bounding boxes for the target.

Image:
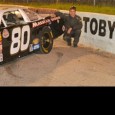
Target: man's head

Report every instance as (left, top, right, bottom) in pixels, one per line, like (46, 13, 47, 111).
(69, 6, 76, 18)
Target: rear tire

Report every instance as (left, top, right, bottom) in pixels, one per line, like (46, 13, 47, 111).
(39, 27, 53, 54)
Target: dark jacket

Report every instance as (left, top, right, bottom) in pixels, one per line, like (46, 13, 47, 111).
(55, 11, 83, 31)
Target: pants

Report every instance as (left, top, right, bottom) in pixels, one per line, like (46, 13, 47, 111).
(64, 30, 81, 45)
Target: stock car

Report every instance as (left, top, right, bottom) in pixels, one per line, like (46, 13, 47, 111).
(0, 7, 64, 64)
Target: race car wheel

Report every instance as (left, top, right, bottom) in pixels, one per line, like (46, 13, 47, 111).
(39, 27, 53, 54)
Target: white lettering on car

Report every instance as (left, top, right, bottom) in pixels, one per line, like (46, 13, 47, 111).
(32, 16, 61, 28)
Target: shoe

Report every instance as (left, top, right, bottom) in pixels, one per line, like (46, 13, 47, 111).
(67, 42, 71, 46)
(63, 37, 66, 41)
(73, 44, 78, 48)
(63, 34, 67, 41)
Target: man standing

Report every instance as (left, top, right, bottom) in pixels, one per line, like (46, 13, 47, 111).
(55, 6, 82, 47)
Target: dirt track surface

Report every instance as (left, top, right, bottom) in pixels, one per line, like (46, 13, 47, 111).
(0, 37, 115, 86)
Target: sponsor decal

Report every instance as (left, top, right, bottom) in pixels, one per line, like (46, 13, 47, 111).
(0, 45, 2, 51)
(0, 32, 3, 62)
(32, 16, 61, 28)
(50, 16, 60, 21)
(0, 45, 2, 50)
(29, 44, 33, 52)
(2, 29, 10, 38)
(57, 20, 60, 23)
(32, 19, 50, 28)
(0, 32, 2, 51)
(33, 44, 40, 50)
(32, 38, 39, 45)
(0, 54, 3, 62)
(62, 26, 65, 32)
(0, 32, 2, 45)
(0, 32, 2, 41)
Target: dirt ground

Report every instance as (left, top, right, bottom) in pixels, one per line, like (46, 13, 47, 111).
(0, 37, 115, 86)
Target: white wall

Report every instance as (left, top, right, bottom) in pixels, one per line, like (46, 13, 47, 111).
(60, 10, 115, 54)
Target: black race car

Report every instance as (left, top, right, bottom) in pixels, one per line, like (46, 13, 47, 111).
(0, 8, 64, 64)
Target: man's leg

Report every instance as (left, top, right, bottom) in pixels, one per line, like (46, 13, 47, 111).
(63, 33, 67, 41)
(73, 30, 81, 47)
(64, 34, 72, 46)
(63, 31, 72, 46)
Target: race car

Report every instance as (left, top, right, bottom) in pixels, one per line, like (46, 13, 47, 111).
(0, 8, 64, 64)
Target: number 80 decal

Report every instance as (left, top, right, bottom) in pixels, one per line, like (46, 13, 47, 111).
(10, 25, 30, 55)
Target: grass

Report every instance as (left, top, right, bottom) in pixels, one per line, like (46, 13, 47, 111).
(0, 2, 115, 15)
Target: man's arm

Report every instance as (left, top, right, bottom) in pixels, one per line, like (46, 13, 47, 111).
(73, 16, 83, 30)
(55, 11, 66, 20)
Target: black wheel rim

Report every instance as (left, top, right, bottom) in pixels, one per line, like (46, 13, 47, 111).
(42, 33, 51, 49)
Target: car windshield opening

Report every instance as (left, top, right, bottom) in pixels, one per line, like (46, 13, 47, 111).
(3, 10, 25, 26)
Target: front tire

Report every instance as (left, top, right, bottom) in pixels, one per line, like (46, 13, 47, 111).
(39, 27, 53, 54)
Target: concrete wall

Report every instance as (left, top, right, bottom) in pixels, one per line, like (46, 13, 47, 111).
(61, 10, 115, 54)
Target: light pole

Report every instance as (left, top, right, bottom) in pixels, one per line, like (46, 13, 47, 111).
(94, 0, 96, 6)
(56, 0, 59, 4)
(27, 0, 29, 3)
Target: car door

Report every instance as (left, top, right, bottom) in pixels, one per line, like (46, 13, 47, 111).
(23, 9, 64, 39)
(2, 10, 31, 63)
(49, 16, 64, 39)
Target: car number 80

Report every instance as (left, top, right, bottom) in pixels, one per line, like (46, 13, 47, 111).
(10, 25, 30, 55)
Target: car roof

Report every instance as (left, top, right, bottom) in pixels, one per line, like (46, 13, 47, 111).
(0, 7, 25, 13)
(0, 7, 27, 24)
(0, 7, 44, 25)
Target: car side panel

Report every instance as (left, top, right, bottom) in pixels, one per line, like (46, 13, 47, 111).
(0, 16, 64, 64)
